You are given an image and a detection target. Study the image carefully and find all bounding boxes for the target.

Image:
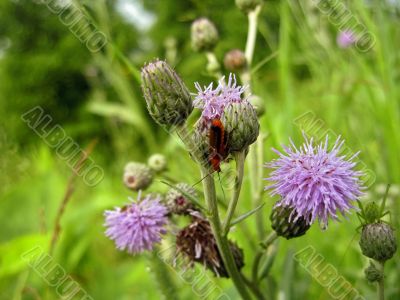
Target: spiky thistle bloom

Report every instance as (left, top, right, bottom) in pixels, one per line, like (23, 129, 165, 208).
(193, 73, 246, 121)
(104, 193, 168, 254)
(265, 135, 364, 227)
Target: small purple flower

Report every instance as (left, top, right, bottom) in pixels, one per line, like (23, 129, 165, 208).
(104, 193, 168, 254)
(193, 73, 247, 120)
(265, 135, 364, 227)
(337, 30, 356, 48)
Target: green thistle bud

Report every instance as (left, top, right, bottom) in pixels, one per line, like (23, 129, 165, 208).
(141, 60, 193, 127)
(191, 120, 211, 165)
(221, 100, 260, 152)
(364, 261, 383, 283)
(191, 18, 219, 52)
(359, 222, 397, 262)
(235, 0, 263, 13)
(363, 202, 380, 224)
(224, 49, 247, 72)
(270, 205, 311, 239)
(166, 183, 198, 215)
(248, 95, 265, 117)
(148, 153, 167, 173)
(123, 162, 153, 191)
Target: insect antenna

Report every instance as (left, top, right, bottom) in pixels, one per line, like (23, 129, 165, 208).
(217, 172, 226, 203)
(191, 171, 213, 187)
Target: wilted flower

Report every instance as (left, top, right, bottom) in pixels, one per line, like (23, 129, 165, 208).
(104, 193, 168, 254)
(265, 135, 364, 227)
(193, 73, 247, 121)
(175, 216, 244, 277)
(337, 30, 356, 48)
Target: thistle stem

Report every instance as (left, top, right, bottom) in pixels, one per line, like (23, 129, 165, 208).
(205, 51, 223, 80)
(377, 261, 385, 300)
(242, 5, 265, 240)
(252, 231, 278, 282)
(245, 5, 262, 66)
(200, 166, 252, 300)
(149, 249, 179, 300)
(176, 125, 252, 299)
(222, 150, 246, 235)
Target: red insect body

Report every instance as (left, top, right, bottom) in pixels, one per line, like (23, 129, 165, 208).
(208, 118, 228, 172)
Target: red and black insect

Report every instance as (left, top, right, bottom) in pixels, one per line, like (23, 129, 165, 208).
(208, 118, 229, 172)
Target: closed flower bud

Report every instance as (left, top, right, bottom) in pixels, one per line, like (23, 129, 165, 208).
(364, 261, 383, 283)
(248, 95, 265, 116)
(235, 0, 263, 13)
(166, 183, 198, 215)
(191, 120, 212, 165)
(224, 49, 247, 72)
(148, 153, 167, 173)
(270, 205, 311, 239)
(191, 18, 219, 52)
(123, 162, 153, 191)
(221, 100, 259, 152)
(359, 222, 397, 262)
(141, 60, 193, 127)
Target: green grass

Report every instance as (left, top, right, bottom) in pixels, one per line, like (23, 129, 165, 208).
(1, 0, 399, 299)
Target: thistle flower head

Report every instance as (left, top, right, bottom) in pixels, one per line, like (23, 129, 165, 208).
(104, 193, 168, 255)
(193, 73, 247, 121)
(265, 135, 364, 227)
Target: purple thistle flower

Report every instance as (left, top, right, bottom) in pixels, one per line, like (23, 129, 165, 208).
(337, 30, 357, 48)
(193, 73, 247, 120)
(265, 135, 364, 227)
(104, 193, 168, 254)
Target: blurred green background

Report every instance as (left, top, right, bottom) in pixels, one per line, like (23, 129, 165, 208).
(0, 0, 399, 299)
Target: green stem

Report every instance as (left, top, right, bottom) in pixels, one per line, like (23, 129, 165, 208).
(149, 249, 179, 300)
(377, 261, 385, 300)
(241, 273, 267, 300)
(176, 125, 251, 299)
(222, 150, 246, 235)
(253, 231, 278, 282)
(206, 51, 223, 80)
(245, 6, 262, 66)
(200, 166, 252, 300)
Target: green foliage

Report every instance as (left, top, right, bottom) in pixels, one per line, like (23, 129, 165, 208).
(1, 0, 400, 299)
